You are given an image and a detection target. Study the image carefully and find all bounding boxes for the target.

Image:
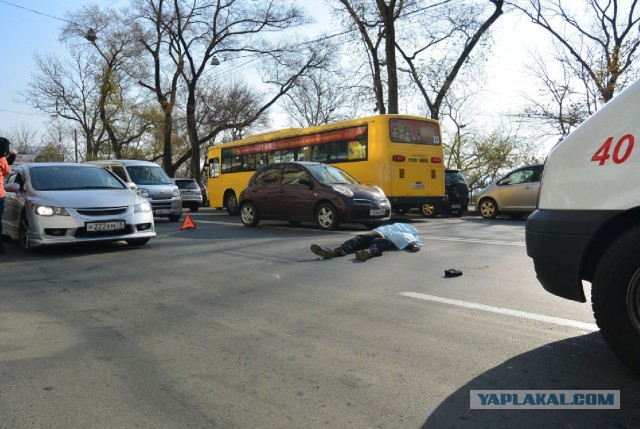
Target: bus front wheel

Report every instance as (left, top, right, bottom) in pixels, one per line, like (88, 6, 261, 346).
(225, 192, 239, 216)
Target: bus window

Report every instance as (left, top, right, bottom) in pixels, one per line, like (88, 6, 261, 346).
(389, 118, 440, 145)
(245, 153, 266, 171)
(329, 142, 349, 162)
(348, 140, 367, 160)
(296, 146, 312, 161)
(311, 145, 328, 163)
(271, 149, 295, 163)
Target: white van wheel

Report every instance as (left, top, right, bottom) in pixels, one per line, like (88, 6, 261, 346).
(592, 225, 640, 375)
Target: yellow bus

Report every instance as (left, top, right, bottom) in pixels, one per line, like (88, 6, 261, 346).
(206, 114, 446, 215)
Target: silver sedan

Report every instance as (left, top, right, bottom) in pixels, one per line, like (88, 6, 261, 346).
(2, 163, 156, 252)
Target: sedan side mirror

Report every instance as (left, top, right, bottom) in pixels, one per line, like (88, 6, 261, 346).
(5, 183, 20, 193)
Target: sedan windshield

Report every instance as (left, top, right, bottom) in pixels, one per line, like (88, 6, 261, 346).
(307, 164, 359, 185)
(30, 166, 127, 191)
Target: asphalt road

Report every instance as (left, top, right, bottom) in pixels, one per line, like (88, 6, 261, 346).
(1, 209, 638, 428)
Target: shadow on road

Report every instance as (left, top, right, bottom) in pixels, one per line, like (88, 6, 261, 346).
(422, 332, 639, 428)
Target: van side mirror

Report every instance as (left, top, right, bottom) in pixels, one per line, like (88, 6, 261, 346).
(125, 181, 138, 191)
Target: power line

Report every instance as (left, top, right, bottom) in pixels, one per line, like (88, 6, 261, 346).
(0, 0, 76, 25)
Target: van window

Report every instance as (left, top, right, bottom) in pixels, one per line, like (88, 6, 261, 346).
(126, 165, 172, 185)
(111, 166, 128, 182)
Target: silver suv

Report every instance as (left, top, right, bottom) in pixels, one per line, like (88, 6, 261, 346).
(172, 178, 203, 212)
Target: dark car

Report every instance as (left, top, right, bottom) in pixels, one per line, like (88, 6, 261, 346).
(197, 180, 208, 207)
(421, 168, 470, 217)
(238, 162, 391, 230)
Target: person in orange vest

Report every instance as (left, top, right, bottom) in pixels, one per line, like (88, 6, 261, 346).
(0, 137, 18, 254)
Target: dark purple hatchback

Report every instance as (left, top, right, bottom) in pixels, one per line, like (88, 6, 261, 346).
(238, 162, 391, 230)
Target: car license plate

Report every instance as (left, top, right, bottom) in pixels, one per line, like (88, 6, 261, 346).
(412, 183, 425, 189)
(155, 209, 172, 214)
(86, 220, 125, 232)
(451, 204, 462, 209)
(370, 209, 386, 216)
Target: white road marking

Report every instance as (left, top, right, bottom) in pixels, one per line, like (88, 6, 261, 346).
(399, 292, 598, 332)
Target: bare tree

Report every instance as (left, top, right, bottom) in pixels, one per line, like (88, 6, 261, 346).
(330, 0, 504, 119)
(3, 124, 39, 155)
(517, 50, 591, 140)
(61, 5, 151, 159)
(163, 0, 330, 180)
(281, 68, 353, 127)
(396, 0, 505, 120)
(331, 0, 413, 114)
(22, 49, 103, 158)
(133, 0, 186, 175)
(512, 0, 640, 105)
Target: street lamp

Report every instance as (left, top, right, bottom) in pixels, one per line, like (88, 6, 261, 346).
(85, 28, 97, 42)
(210, 56, 220, 66)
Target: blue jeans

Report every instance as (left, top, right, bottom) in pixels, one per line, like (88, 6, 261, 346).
(334, 232, 395, 257)
(0, 197, 4, 245)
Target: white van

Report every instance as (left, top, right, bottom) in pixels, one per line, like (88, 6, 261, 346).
(526, 78, 640, 375)
(86, 160, 182, 222)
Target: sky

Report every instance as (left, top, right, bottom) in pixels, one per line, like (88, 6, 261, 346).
(0, 1, 548, 152)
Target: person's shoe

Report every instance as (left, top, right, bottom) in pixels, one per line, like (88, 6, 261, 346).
(311, 244, 336, 259)
(355, 249, 373, 261)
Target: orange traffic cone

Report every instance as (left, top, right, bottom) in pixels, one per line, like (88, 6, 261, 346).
(180, 214, 196, 230)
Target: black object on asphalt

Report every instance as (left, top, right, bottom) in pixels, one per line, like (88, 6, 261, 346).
(444, 269, 463, 278)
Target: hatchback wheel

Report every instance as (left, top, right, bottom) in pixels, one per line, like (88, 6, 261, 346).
(240, 202, 260, 227)
(19, 213, 35, 253)
(478, 198, 499, 219)
(316, 203, 339, 231)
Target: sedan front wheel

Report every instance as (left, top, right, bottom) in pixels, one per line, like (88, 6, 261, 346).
(19, 213, 35, 253)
